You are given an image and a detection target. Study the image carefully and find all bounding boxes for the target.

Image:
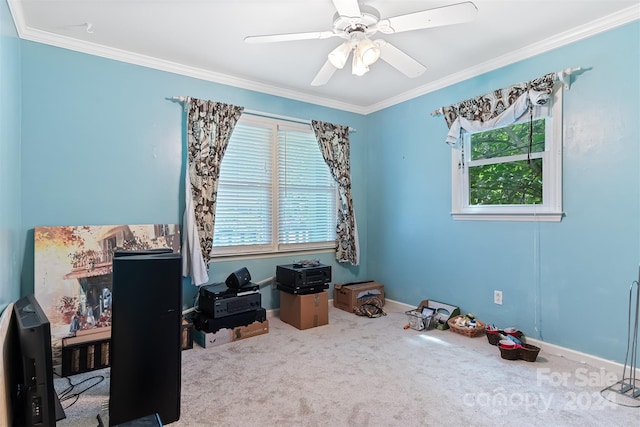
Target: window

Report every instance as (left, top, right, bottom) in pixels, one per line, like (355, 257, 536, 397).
(451, 88, 563, 221)
(212, 115, 337, 256)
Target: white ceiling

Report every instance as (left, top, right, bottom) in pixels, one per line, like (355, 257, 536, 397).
(7, 0, 640, 114)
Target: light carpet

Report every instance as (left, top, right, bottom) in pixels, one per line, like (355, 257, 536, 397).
(55, 302, 639, 427)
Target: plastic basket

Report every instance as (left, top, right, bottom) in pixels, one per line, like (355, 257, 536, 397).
(405, 310, 434, 331)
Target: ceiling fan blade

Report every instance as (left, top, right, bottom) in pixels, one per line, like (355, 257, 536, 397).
(376, 1, 478, 34)
(375, 40, 426, 78)
(311, 60, 338, 86)
(245, 31, 337, 43)
(331, 0, 361, 18)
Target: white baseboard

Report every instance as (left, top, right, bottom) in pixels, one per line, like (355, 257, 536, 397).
(383, 298, 639, 378)
(524, 337, 640, 378)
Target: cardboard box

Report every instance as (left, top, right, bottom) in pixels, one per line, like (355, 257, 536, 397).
(230, 319, 269, 341)
(333, 281, 385, 313)
(193, 319, 269, 349)
(416, 300, 460, 330)
(279, 290, 328, 330)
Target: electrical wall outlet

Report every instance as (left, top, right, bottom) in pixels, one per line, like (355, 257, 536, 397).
(494, 290, 503, 305)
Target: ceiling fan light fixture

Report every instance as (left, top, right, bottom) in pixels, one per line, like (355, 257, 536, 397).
(358, 38, 380, 66)
(351, 47, 369, 76)
(328, 42, 351, 69)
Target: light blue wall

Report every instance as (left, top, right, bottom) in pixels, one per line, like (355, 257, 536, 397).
(19, 41, 369, 311)
(366, 22, 640, 363)
(12, 5, 640, 362)
(0, 0, 22, 311)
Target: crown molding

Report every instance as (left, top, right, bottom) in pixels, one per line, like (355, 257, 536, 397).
(362, 4, 640, 114)
(7, 1, 639, 116)
(13, 27, 369, 115)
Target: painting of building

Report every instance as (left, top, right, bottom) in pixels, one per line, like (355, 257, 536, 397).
(34, 224, 180, 343)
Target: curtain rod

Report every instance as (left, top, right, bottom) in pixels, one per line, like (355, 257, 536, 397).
(429, 67, 584, 117)
(170, 96, 356, 132)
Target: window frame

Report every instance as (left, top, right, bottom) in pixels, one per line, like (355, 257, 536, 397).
(211, 114, 337, 259)
(451, 88, 563, 222)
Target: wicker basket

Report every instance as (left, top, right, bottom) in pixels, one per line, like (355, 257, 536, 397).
(499, 346, 520, 360)
(497, 343, 541, 362)
(485, 329, 502, 345)
(486, 328, 525, 346)
(447, 315, 486, 338)
(519, 343, 540, 362)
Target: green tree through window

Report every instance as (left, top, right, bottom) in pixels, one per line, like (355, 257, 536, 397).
(469, 119, 545, 205)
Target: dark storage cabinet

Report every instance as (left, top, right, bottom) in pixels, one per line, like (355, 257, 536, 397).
(109, 251, 182, 426)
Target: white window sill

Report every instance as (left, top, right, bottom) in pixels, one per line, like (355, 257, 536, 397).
(451, 212, 564, 222)
(210, 246, 335, 263)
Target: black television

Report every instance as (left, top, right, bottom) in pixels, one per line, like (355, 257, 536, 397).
(11, 294, 65, 426)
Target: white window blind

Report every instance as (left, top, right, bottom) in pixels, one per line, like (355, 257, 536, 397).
(212, 115, 336, 256)
(278, 126, 336, 246)
(213, 121, 273, 252)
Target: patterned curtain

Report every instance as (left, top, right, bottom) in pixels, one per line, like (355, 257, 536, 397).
(182, 98, 244, 285)
(440, 72, 557, 147)
(311, 120, 359, 265)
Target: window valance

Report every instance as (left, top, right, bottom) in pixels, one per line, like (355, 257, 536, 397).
(441, 72, 556, 128)
(435, 68, 580, 147)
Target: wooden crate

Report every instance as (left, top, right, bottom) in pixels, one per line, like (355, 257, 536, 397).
(182, 319, 193, 350)
(61, 338, 111, 377)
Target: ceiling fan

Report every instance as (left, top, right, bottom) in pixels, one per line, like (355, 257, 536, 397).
(244, 0, 478, 86)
